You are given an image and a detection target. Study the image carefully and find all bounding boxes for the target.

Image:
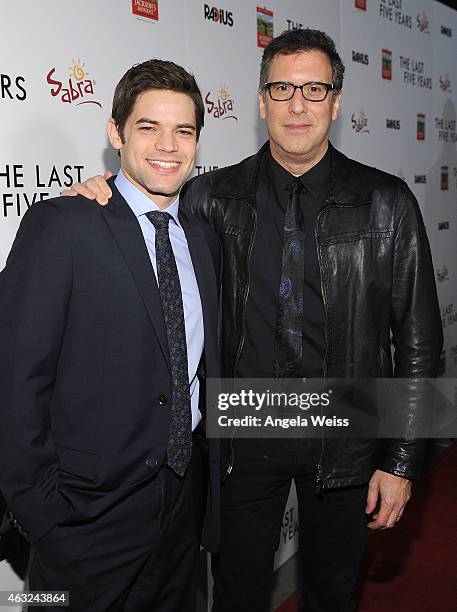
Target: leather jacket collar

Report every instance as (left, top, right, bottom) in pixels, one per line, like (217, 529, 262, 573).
(209, 141, 371, 206)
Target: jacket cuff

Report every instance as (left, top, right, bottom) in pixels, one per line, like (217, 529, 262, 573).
(5, 491, 73, 543)
(377, 452, 423, 481)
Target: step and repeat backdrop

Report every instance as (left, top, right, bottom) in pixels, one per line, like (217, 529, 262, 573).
(1, 1, 456, 609)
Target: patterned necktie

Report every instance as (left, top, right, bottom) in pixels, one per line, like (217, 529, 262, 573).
(146, 211, 192, 476)
(274, 178, 305, 377)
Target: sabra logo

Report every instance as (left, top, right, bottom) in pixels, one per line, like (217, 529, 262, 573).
(47, 59, 101, 108)
(439, 73, 452, 93)
(436, 264, 449, 283)
(351, 111, 369, 134)
(204, 4, 233, 27)
(416, 12, 430, 33)
(205, 86, 237, 120)
(355, 0, 366, 10)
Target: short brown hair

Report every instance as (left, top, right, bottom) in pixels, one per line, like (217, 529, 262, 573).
(112, 59, 204, 141)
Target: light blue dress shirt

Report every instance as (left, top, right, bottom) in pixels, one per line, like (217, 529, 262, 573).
(115, 170, 204, 430)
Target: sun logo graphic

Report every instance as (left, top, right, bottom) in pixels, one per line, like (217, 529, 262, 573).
(47, 59, 101, 108)
(205, 85, 238, 120)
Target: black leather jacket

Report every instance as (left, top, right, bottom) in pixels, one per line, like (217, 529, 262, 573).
(181, 142, 443, 489)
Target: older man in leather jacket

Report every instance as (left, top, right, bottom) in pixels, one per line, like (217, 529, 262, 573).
(182, 31, 442, 611)
(66, 28, 442, 612)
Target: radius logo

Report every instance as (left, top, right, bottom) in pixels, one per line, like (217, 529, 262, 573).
(205, 85, 237, 120)
(204, 4, 233, 27)
(47, 59, 101, 108)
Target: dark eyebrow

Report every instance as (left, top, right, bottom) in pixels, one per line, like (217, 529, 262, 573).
(135, 118, 159, 126)
(176, 123, 196, 131)
(135, 118, 196, 131)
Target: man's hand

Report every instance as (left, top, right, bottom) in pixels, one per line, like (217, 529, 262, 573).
(62, 171, 113, 205)
(365, 469, 412, 529)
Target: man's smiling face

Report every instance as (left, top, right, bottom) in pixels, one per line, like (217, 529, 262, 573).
(259, 50, 341, 175)
(108, 88, 197, 209)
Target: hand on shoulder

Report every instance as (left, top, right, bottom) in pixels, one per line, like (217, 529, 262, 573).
(61, 171, 113, 205)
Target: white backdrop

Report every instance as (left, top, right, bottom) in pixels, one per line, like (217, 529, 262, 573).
(1, 1, 456, 609)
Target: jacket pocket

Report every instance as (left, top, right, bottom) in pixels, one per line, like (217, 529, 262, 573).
(321, 229, 393, 245)
(55, 445, 98, 481)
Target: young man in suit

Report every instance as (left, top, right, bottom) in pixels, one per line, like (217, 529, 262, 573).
(0, 59, 220, 611)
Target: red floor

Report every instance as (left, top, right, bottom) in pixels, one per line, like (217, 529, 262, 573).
(274, 444, 457, 611)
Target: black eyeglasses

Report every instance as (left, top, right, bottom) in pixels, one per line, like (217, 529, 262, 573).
(263, 81, 335, 102)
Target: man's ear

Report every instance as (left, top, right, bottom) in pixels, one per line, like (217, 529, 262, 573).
(107, 119, 122, 151)
(332, 91, 342, 121)
(258, 88, 267, 120)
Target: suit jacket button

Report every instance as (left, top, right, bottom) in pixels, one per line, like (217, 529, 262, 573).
(145, 457, 158, 469)
(158, 394, 168, 405)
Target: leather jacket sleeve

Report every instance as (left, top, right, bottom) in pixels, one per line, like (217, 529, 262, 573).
(378, 183, 443, 480)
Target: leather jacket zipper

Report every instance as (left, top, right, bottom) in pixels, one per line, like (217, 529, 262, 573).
(225, 198, 257, 480)
(315, 203, 333, 493)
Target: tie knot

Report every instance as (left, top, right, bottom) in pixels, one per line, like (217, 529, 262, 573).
(286, 178, 303, 195)
(146, 211, 173, 230)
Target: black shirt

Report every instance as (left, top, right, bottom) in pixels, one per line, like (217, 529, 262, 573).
(234, 144, 331, 472)
(237, 144, 330, 379)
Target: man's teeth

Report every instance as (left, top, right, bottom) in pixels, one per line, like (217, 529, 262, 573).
(149, 160, 179, 168)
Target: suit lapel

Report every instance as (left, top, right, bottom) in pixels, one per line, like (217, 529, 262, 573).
(101, 188, 171, 373)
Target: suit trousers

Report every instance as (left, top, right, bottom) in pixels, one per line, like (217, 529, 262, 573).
(28, 459, 198, 612)
(212, 450, 369, 612)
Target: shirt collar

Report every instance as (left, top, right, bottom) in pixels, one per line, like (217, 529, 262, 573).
(266, 143, 331, 200)
(115, 168, 181, 226)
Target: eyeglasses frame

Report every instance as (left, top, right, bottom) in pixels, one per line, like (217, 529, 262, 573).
(263, 81, 335, 102)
